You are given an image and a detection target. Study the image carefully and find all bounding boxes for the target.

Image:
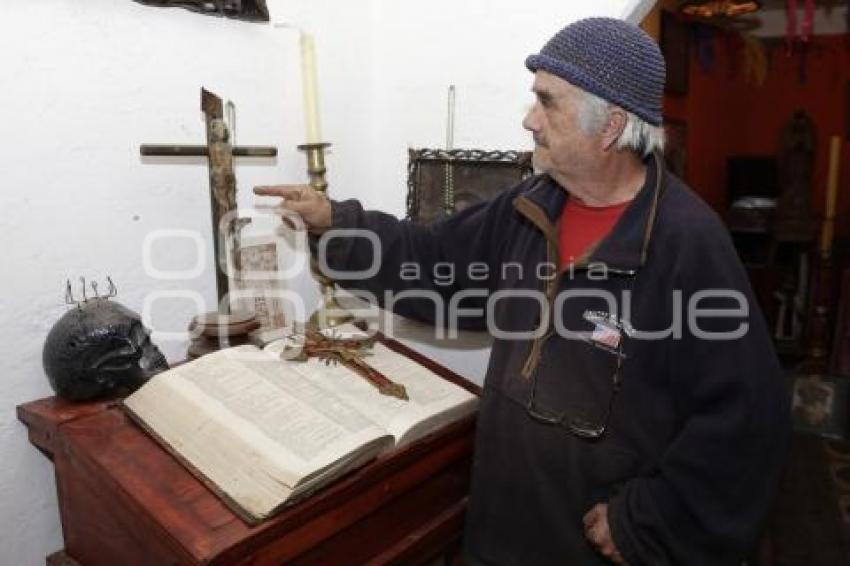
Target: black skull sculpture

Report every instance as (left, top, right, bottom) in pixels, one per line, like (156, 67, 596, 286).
(43, 300, 169, 401)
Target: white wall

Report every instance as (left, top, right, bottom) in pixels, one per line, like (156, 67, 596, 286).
(0, 0, 641, 562)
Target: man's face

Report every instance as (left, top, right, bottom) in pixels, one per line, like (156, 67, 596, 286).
(522, 71, 601, 179)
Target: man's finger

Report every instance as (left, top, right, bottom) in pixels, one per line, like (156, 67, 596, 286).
(254, 185, 308, 198)
(253, 201, 310, 216)
(276, 199, 310, 212)
(582, 504, 602, 528)
(587, 520, 606, 545)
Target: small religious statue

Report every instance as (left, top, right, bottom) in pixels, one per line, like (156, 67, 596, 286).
(208, 119, 237, 219)
(774, 110, 817, 241)
(766, 111, 819, 358)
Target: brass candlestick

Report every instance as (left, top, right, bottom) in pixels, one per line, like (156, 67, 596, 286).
(298, 142, 330, 193)
(298, 142, 353, 328)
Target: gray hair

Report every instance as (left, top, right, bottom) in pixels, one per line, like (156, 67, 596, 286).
(577, 90, 665, 157)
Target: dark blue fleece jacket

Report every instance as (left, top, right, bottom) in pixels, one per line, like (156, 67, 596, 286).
(316, 154, 790, 565)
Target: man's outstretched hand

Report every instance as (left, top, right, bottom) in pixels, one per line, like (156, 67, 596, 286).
(254, 184, 332, 233)
(583, 503, 625, 564)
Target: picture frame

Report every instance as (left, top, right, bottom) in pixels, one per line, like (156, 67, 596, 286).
(406, 148, 533, 225)
(228, 235, 288, 330)
(791, 374, 849, 439)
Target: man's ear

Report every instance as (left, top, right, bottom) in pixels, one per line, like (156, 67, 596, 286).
(600, 108, 628, 151)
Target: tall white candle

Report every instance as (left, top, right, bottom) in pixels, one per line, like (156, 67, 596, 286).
(300, 32, 322, 143)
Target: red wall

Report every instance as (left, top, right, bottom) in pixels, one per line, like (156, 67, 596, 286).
(665, 32, 850, 229)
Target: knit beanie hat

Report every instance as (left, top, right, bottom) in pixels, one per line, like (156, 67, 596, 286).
(525, 17, 666, 126)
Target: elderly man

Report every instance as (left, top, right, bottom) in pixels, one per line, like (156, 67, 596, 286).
(256, 17, 789, 565)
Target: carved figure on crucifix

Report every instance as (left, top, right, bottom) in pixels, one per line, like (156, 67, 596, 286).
(209, 119, 238, 216)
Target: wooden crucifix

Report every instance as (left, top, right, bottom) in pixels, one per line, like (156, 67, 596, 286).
(141, 88, 278, 311)
(293, 328, 409, 401)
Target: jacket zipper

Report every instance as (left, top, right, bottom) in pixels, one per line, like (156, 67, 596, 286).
(514, 154, 664, 378)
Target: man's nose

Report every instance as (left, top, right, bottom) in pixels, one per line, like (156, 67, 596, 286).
(522, 104, 539, 132)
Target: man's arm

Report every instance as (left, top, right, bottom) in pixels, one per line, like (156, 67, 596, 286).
(254, 182, 516, 328)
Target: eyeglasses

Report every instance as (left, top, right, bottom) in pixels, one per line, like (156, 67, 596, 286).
(525, 333, 626, 439)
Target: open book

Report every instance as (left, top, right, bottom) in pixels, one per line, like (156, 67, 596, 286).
(122, 339, 478, 524)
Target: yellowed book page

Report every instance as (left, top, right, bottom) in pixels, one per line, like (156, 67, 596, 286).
(290, 438, 388, 499)
(125, 377, 293, 520)
(124, 346, 392, 517)
(266, 341, 478, 446)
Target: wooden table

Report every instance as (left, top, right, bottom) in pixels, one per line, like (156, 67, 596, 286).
(19, 346, 477, 565)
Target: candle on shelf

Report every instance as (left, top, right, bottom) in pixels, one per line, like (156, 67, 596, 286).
(300, 31, 322, 144)
(820, 135, 843, 255)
